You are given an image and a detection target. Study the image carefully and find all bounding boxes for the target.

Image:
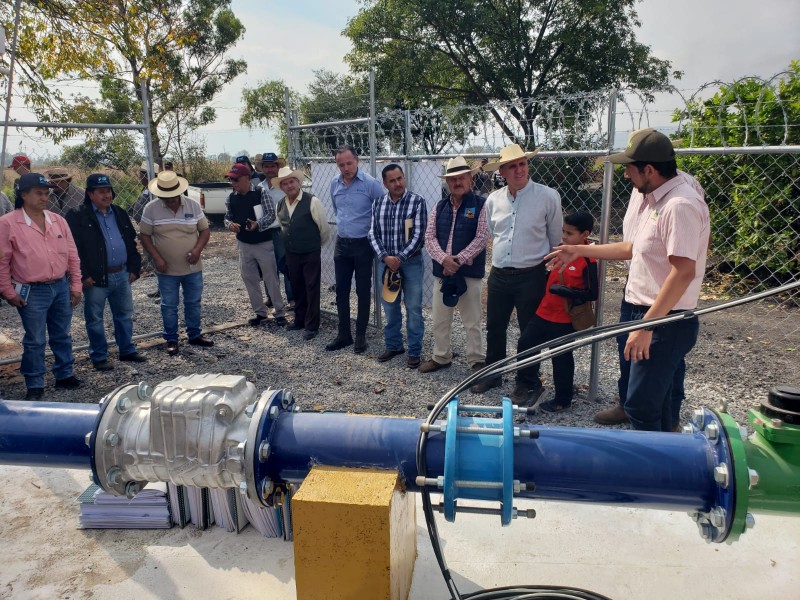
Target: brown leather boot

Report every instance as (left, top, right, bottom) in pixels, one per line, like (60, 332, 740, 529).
(594, 401, 630, 425)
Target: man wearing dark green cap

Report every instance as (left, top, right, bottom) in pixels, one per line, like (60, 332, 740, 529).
(546, 128, 709, 432)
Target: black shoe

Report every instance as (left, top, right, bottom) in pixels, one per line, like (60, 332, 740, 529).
(288, 323, 304, 331)
(325, 336, 353, 351)
(166, 341, 180, 356)
(540, 399, 571, 413)
(249, 314, 268, 326)
(377, 349, 405, 363)
(119, 353, 146, 363)
(407, 356, 421, 369)
(469, 378, 502, 394)
(354, 335, 367, 354)
(93, 359, 114, 372)
(273, 316, 288, 327)
(303, 330, 318, 341)
(147, 289, 161, 299)
(188, 335, 214, 347)
(55, 375, 81, 390)
(25, 388, 44, 400)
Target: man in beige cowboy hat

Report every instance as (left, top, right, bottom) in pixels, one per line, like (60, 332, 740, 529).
(420, 155, 489, 375)
(273, 166, 330, 341)
(470, 143, 563, 403)
(46, 166, 85, 216)
(139, 170, 213, 355)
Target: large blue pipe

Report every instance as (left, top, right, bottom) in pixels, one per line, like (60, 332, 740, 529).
(0, 400, 98, 469)
(0, 401, 717, 511)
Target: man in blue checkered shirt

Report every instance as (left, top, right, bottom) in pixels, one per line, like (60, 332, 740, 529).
(368, 164, 428, 368)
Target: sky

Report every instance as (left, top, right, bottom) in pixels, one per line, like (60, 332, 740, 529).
(6, 0, 800, 158)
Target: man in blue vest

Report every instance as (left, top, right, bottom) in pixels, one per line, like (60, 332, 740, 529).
(420, 156, 489, 374)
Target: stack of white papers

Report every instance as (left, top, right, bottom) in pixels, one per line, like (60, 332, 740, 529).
(77, 483, 171, 529)
(241, 495, 281, 537)
(210, 488, 249, 533)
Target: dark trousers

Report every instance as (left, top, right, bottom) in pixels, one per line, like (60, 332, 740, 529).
(333, 236, 373, 338)
(286, 250, 322, 332)
(516, 314, 575, 403)
(616, 299, 699, 432)
(485, 264, 547, 374)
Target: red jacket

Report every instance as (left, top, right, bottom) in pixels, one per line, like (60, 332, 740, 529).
(536, 250, 598, 324)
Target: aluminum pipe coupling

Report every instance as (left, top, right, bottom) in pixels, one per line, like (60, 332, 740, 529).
(89, 373, 284, 499)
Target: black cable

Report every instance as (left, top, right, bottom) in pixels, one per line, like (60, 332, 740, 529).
(417, 280, 800, 600)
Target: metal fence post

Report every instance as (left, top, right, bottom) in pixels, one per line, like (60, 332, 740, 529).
(139, 81, 155, 179)
(0, 0, 23, 186)
(588, 88, 617, 402)
(369, 70, 382, 329)
(284, 87, 293, 166)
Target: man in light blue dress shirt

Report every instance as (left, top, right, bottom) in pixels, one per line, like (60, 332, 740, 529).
(326, 145, 385, 354)
(471, 144, 563, 403)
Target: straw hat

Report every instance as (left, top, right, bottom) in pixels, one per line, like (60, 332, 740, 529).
(382, 268, 402, 303)
(271, 166, 304, 188)
(483, 143, 540, 172)
(437, 156, 479, 178)
(139, 161, 160, 174)
(46, 166, 73, 182)
(148, 170, 189, 198)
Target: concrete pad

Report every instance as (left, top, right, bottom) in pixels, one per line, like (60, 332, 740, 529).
(0, 465, 797, 599)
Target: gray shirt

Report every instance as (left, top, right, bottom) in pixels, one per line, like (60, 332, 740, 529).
(485, 178, 563, 268)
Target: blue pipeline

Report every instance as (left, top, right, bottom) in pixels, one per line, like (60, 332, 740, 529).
(0, 401, 717, 511)
(0, 400, 99, 469)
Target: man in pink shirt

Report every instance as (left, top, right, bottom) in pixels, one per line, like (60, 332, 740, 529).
(546, 129, 709, 432)
(0, 173, 83, 399)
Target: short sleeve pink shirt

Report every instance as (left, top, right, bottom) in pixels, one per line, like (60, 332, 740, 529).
(622, 175, 709, 310)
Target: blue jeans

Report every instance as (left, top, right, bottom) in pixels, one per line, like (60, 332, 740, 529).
(616, 299, 699, 431)
(377, 254, 424, 357)
(157, 271, 204, 342)
(16, 277, 74, 389)
(83, 270, 136, 362)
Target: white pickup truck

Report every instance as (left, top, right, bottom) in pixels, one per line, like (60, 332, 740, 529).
(185, 182, 231, 220)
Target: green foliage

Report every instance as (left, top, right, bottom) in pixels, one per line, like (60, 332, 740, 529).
(0, 0, 246, 164)
(672, 61, 800, 280)
(240, 79, 298, 156)
(59, 131, 143, 173)
(344, 0, 675, 145)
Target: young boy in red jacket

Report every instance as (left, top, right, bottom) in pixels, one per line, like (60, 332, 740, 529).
(514, 211, 598, 412)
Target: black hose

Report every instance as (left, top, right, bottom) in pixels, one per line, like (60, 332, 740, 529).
(417, 280, 800, 600)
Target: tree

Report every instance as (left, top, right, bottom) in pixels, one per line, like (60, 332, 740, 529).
(344, 0, 675, 146)
(672, 62, 800, 282)
(0, 0, 246, 166)
(240, 79, 299, 156)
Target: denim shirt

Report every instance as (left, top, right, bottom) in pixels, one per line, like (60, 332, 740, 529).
(330, 169, 385, 238)
(94, 205, 127, 267)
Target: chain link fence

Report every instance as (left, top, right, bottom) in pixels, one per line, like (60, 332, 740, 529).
(289, 74, 799, 396)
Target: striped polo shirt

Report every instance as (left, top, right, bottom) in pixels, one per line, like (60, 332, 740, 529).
(139, 196, 209, 276)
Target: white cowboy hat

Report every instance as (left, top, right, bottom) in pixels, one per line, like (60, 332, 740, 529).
(437, 155, 479, 179)
(148, 170, 188, 198)
(483, 143, 540, 172)
(140, 161, 160, 174)
(271, 166, 304, 188)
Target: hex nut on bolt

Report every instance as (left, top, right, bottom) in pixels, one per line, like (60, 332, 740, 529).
(713, 465, 729, 488)
(259, 441, 271, 463)
(137, 381, 153, 400)
(745, 513, 756, 529)
(704, 422, 720, 443)
(269, 406, 279, 420)
(691, 409, 705, 429)
(125, 481, 142, 498)
(103, 430, 120, 447)
(748, 468, 759, 489)
(116, 396, 131, 414)
(239, 481, 249, 495)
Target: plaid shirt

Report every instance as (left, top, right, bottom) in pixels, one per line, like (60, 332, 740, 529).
(368, 190, 428, 262)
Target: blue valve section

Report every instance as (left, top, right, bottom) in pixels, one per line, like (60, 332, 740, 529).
(441, 397, 517, 525)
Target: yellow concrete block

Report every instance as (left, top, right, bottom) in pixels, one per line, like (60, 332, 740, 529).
(293, 466, 416, 600)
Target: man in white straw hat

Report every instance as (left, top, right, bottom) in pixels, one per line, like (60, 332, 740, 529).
(46, 166, 84, 216)
(470, 143, 563, 402)
(546, 128, 709, 432)
(273, 166, 330, 341)
(420, 155, 488, 375)
(139, 170, 214, 355)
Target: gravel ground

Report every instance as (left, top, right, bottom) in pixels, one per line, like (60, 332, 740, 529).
(1, 223, 798, 430)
